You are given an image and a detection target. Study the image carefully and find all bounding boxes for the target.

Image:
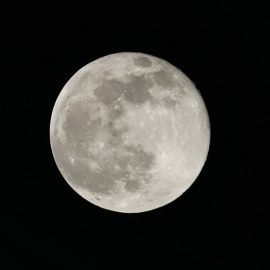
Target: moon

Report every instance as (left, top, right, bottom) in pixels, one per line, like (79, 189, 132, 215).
(50, 52, 210, 213)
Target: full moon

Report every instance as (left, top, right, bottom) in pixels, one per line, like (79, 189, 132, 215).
(50, 52, 210, 213)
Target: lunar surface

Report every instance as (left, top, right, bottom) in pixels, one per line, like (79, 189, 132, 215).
(50, 52, 210, 213)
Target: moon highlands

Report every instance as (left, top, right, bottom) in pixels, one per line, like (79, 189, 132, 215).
(50, 52, 210, 213)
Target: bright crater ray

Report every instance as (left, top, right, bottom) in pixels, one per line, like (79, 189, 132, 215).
(50, 52, 210, 213)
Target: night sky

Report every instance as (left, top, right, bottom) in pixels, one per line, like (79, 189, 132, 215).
(2, 1, 269, 268)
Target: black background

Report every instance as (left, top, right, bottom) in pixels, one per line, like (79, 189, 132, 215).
(2, 1, 269, 269)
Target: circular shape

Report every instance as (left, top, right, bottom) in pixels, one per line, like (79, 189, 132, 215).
(50, 52, 210, 213)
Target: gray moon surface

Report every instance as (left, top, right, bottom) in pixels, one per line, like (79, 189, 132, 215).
(50, 52, 210, 213)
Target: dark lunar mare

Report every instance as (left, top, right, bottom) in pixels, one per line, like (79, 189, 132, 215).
(133, 56, 152, 68)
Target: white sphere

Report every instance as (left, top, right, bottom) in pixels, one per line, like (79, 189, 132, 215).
(50, 52, 210, 213)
